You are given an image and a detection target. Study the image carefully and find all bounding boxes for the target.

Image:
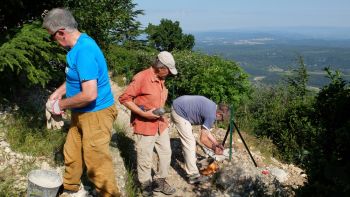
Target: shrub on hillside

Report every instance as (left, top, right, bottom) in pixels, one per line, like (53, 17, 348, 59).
(0, 22, 65, 100)
(106, 45, 157, 85)
(243, 66, 350, 195)
(246, 85, 317, 163)
(168, 51, 251, 105)
(301, 69, 350, 196)
(106, 47, 251, 105)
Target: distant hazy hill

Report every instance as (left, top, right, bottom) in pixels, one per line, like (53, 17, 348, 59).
(193, 28, 350, 87)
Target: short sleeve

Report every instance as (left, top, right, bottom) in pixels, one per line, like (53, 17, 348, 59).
(76, 48, 98, 81)
(202, 102, 217, 131)
(202, 115, 216, 131)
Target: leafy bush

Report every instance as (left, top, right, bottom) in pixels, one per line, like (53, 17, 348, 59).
(0, 22, 65, 99)
(106, 45, 157, 85)
(239, 58, 318, 163)
(64, 0, 143, 48)
(242, 65, 350, 195)
(243, 84, 317, 163)
(301, 68, 350, 196)
(168, 51, 251, 105)
(106, 47, 251, 105)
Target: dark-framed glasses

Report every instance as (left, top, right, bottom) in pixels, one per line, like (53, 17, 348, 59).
(50, 29, 60, 41)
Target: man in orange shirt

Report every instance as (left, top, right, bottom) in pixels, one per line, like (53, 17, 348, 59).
(119, 51, 177, 196)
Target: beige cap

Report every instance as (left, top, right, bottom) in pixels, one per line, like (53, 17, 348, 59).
(158, 51, 177, 75)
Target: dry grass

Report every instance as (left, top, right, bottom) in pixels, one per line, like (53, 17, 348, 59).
(231, 130, 280, 165)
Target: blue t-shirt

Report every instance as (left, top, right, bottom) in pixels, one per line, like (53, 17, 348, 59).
(65, 33, 114, 112)
(172, 95, 217, 130)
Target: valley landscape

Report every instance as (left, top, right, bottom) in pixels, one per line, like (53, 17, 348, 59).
(194, 27, 350, 88)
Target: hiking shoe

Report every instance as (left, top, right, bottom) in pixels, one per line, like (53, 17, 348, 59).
(60, 189, 87, 197)
(59, 184, 88, 197)
(140, 180, 153, 197)
(187, 174, 209, 184)
(153, 178, 176, 195)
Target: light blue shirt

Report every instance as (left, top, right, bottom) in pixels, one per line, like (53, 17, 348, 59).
(65, 33, 114, 112)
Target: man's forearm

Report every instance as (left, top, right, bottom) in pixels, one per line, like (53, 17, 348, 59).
(200, 129, 217, 148)
(56, 82, 66, 95)
(49, 82, 66, 100)
(122, 101, 160, 120)
(123, 101, 146, 116)
(58, 92, 94, 110)
(58, 80, 97, 110)
(200, 129, 223, 155)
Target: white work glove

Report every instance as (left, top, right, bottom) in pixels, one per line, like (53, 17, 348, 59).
(45, 109, 64, 130)
(45, 99, 65, 130)
(46, 99, 63, 115)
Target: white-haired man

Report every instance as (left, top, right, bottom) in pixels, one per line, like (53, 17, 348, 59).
(43, 8, 120, 196)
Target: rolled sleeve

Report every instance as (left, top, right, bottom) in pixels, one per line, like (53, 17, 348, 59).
(118, 68, 169, 136)
(118, 76, 141, 104)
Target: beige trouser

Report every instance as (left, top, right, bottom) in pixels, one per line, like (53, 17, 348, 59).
(135, 129, 172, 183)
(171, 108, 199, 175)
(63, 105, 121, 197)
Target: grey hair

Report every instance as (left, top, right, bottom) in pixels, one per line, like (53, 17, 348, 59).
(42, 8, 78, 32)
(152, 58, 166, 69)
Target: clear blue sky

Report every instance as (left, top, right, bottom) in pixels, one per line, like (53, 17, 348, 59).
(134, 0, 350, 32)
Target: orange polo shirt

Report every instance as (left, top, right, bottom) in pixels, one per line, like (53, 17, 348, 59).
(119, 67, 169, 136)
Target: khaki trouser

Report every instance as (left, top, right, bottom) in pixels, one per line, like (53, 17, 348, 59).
(135, 128, 172, 183)
(63, 105, 120, 197)
(171, 108, 199, 175)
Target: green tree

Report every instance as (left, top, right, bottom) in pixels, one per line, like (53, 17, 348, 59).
(300, 68, 350, 196)
(145, 19, 195, 51)
(0, 0, 145, 99)
(166, 51, 250, 105)
(0, 22, 65, 98)
(64, 0, 143, 48)
(1, 0, 144, 48)
(286, 56, 309, 98)
(0, 0, 64, 41)
(241, 57, 318, 163)
(0, 0, 64, 45)
(106, 45, 156, 84)
(105, 48, 250, 105)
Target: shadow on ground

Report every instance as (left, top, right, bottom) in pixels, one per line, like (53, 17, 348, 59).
(170, 138, 187, 182)
(110, 130, 137, 172)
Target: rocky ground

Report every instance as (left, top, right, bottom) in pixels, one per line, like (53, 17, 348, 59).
(0, 112, 61, 195)
(109, 81, 308, 197)
(0, 81, 307, 196)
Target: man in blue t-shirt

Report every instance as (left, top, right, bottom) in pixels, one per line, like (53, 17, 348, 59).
(43, 8, 120, 196)
(171, 95, 229, 184)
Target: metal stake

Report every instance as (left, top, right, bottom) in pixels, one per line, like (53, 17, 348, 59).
(221, 106, 258, 167)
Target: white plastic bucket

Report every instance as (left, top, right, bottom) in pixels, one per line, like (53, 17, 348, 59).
(27, 169, 62, 197)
